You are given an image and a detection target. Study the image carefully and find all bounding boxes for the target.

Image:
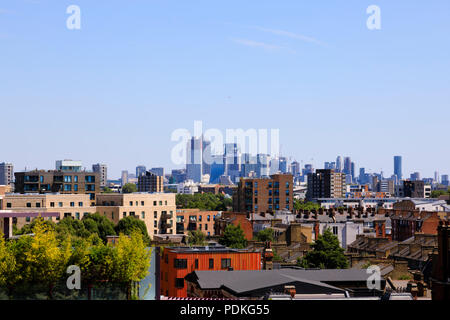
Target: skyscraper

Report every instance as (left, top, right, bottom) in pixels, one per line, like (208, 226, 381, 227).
(394, 156, 402, 181)
(0, 162, 14, 187)
(336, 156, 342, 173)
(186, 137, 203, 183)
(343, 157, 351, 175)
(92, 163, 107, 187)
(136, 165, 147, 178)
(121, 170, 129, 186)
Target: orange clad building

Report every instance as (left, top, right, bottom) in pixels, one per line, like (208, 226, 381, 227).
(160, 245, 261, 297)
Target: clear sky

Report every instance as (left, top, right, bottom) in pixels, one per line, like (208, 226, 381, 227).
(1, 0, 449, 179)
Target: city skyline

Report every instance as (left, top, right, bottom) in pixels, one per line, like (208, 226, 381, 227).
(1, 1, 449, 179)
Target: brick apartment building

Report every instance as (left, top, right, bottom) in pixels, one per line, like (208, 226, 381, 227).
(233, 174, 293, 214)
(431, 222, 450, 300)
(175, 208, 218, 236)
(96, 193, 176, 238)
(306, 169, 346, 201)
(160, 245, 261, 297)
(14, 170, 100, 205)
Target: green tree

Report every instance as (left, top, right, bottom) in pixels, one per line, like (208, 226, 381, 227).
(293, 199, 320, 212)
(298, 228, 348, 269)
(122, 183, 137, 194)
(255, 228, 274, 242)
(0, 233, 17, 288)
(219, 224, 247, 249)
(14, 218, 56, 236)
(102, 187, 114, 193)
(430, 188, 450, 198)
(187, 230, 207, 245)
(176, 193, 232, 211)
(115, 216, 151, 245)
(82, 213, 117, 243)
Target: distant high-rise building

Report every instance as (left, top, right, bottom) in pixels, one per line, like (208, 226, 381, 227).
(290, 161, 300, 176)
(0, 162, 14, 187)
(434, 171, 440, 184)
(257, 154, 270, 178)
(136, 165, 147, 178)
(410, 172, 421, 181)
(351, 162, 355, 182)
(186, 137, 203, 183)
(394, 156, 402, 181)
(121, 170, 129, 186)
(279, 157, 288, 173)
(336, 156, 342, 173)
(150, 167, 164, 177)
(224, 143, 241, 182)
(343, 157, 351, 176)
(92, 163, 107, 188)
(442, 175, 449, 186)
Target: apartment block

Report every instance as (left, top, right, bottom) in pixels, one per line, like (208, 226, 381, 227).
(92, 163, 107, 188)
(306, 169, 346, 201)
(0, 162, 14, 187)
(175, 208, 218, 236)
(233, 174, 294, 214)
(3, 193, 96, 229)
(137, 171, 163, 193)
(96, 193, 176, 238)
(14, 170, 100, 205)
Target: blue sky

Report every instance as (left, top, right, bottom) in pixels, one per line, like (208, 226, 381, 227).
(0, 0, 449, 179)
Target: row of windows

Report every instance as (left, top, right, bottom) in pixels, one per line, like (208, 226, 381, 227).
(6, 201, 85, 208)
(173, 258, 232, 270)
(127, 200, 169, 206)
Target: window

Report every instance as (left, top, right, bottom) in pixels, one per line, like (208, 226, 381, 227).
(64, 176, 72, 183)
(199, 215, 202, 222)
(141, 201, 145, 206)
(195, 259, 199, 268)
(207, 215, 210, 221)
(174, 259, 187, 269)
(159, 201, 162, 205)
(154, 211, 158, 218)
(205, 224, 208, 231)
(50, 202, 55, 207)
(59, 202, 63, 207)
(78, 202, 83, 207)
(123, 212, 127, 218)
(141, 211, 145, 219)
(75, 212, 80, 220)
(64, 184, 72, 191)
(70, 202, 75, 207)
(74, 184, 78, 191)
(199, 224, 202, 230)
(130, 201, 133, 206)
(332, 226, 338, 235)
(26, 217, 31, 222)
(40, 176, 44, 183)
(221, 258, 231, 269)
(153, 201, 157, 206)
(154, 221, 157, 227)
(175, 278, 184, 288)
(209, 259, 214, 269)
(74, 176, 78, 183)
(26, 203, 31, 208)
(36, 202, 41, 208)
(6, 203, 11, 208)
(165, 201, 167, 205)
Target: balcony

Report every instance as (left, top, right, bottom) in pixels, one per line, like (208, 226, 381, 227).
(161, 211, 173, 220)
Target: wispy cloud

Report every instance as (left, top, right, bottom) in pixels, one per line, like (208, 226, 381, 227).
(250, 26, 328, 48)
(231, 38, 294, 53)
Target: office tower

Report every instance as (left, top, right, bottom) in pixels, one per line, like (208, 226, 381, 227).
(279, 157, 288, 173)
(410, 172, 421, 181)
(240, 153, 257, 178)
(290, 161, 300, 176)
(306, 169, 346, 200)
(302, 164, 314, 176)
(136, 165, 147, 178)
(92, 163, 107, 188)
(257, 154, 270, 178)
(269, 158, 279, 174)
(359, 168, 366, 184)
(351, 162, 355, 182)
(202, 139, 212, 176)
(434, 171, 440, 183)
(336, 156, 342, 173)
(186, 137, 203, 183)
(55, 160, 82, 172)
(224, 143, 241, 182)
(324, 162, 332, 170)
(14, 170, 100, 204)
(442, 175, 449, 186)
(0, 162, 14, 187)
(343, 157, 351, 175)
(233, 173, 293, 213)
(394, 156, 402, 181)
(121, 170, 129, 186)
(137, 171, 163, 193)
(150, 167, 164, 177)
(171, 169, 186, 184)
